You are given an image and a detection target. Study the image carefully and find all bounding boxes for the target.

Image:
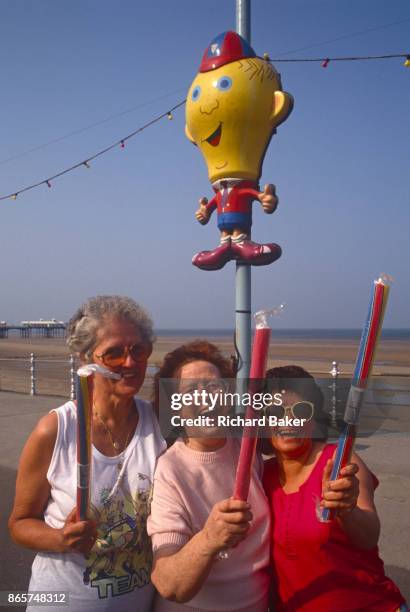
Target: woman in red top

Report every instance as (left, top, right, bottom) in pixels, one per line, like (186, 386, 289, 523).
(262, 365, 406, 612)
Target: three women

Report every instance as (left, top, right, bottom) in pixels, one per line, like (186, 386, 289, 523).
(10, 313, 406, 611)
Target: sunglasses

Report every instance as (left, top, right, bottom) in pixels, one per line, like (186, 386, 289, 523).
(94, 343, 152, 368)
(265, 401, 314, 421)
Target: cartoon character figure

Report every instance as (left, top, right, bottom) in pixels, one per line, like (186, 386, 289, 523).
(186, 31, 293, 270)
(83, 480, 153, 597)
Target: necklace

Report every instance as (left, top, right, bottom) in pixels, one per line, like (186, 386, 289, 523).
(93, 406, 133, 454)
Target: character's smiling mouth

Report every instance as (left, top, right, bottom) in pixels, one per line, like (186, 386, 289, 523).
(203, 123, 222, 147)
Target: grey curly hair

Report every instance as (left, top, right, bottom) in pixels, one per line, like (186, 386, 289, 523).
(66, 296, 154, 361)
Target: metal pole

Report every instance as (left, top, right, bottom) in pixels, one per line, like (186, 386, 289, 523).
(30, 352, 36, 396)
(70, 354, 76, 400)
(235, 0, 252, 391)
(236, 0, 251, 42)
(329, 360, 340, 427)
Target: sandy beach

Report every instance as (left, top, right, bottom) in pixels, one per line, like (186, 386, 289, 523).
(0, 333, 409, 399)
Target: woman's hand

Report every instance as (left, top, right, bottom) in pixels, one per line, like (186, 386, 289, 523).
(151, 497, 252, 603)
(321, 459, 359, 516)
(59, 508, 97, 555)
(321, 453, 381, 549)
(201, 498, 252, 555)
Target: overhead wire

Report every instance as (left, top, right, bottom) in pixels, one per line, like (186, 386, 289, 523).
(270, 52, 408, 63)
(0, 100, 185, 201)
(273, 16, 410, 57)
(1, 13, 409, 202)
(0, 88, 187, 166)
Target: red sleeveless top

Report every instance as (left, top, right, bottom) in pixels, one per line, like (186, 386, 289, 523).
(263, 444, 405, 611)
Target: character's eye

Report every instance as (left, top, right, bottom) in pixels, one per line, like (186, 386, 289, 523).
(191, 85, 201, 101)
(214, 76, 232, 91)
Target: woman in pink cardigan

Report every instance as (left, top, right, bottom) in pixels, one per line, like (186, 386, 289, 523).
(147, 340, 271, 612)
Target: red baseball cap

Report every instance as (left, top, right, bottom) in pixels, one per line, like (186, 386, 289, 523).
(199, 31, 256, 73)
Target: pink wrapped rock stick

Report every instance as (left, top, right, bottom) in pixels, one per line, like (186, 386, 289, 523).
(233, 307, 282, 500)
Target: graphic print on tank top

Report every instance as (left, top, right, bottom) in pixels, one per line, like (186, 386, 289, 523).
(83, 473, 153, 599)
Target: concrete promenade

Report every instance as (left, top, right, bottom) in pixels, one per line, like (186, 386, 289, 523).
(0, 391, 409, 605)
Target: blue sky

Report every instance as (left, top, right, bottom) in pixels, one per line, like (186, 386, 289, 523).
(0, 0, 409, 329)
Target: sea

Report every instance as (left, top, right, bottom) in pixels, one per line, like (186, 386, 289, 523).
(156, 328, 410, 340)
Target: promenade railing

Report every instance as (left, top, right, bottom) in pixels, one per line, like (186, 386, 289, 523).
(0, 354, 155, 401)
(0, 357, 408, 437)
(0, 354, 77, 398)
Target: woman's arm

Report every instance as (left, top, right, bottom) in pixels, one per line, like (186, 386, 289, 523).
(8, 412, 96, 554)
(151, 498, 252, 603)
(321, 452, 380, 550)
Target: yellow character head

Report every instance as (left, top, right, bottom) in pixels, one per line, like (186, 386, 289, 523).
(186, 31, 293, 183)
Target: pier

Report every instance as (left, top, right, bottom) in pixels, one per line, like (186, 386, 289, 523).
(0, 320, 66, 338)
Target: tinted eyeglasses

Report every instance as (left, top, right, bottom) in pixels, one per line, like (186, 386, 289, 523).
(94, 343, 152, 368)
(179, 379, 228, 395)
(265, 401, 314, 421)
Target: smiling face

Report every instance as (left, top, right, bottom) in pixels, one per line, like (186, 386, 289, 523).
(268, 390, 315, 458)
(91, 317, 151, 401)
(177, 360, 227, 441)
(186, 58, 293, 182)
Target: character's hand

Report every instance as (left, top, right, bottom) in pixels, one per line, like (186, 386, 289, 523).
(195, 197, 210, 225)
(321, 459, 359, 516)
(201, 498, 252, 555)
(58, 508, 97, 555)
(259, 184, 278, 214)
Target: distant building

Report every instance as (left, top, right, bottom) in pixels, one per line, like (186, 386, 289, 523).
(20, 319, 65, 327)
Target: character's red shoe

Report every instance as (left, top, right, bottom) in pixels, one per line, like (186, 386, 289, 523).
(231, 240, 282, 266)
(192, 240, 232, 271)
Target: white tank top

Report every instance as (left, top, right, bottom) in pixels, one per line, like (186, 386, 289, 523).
(28, 397, 166, 611)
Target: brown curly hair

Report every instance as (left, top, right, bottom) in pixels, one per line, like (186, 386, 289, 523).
(152, 340, 234, 444)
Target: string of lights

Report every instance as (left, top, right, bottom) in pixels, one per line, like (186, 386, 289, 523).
(1, 51, 408, 203)
(268, 52, 410, 67)
(0, 87, 188, 167)
(269, 53, 410, 63)
(0, 100, 185, 202)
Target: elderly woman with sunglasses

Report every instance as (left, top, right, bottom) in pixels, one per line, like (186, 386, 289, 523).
(147, 340, 271, 612)
(8, 296, 166, 612)
(262, 365, 406, 612)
